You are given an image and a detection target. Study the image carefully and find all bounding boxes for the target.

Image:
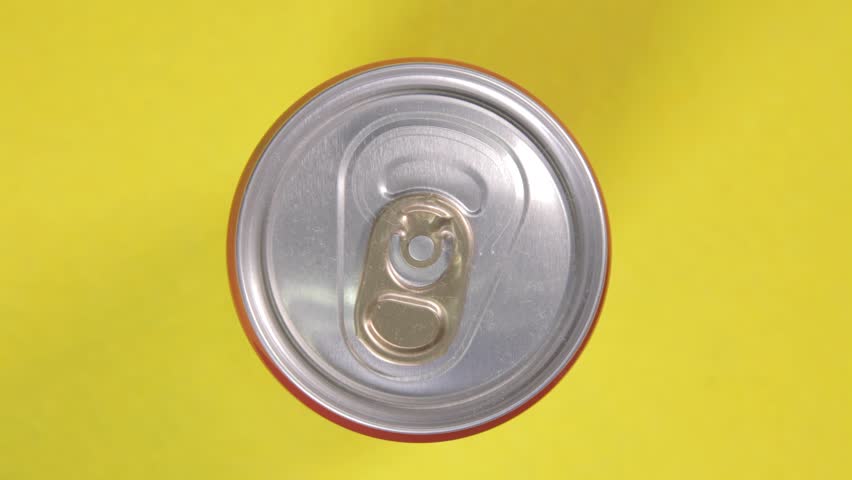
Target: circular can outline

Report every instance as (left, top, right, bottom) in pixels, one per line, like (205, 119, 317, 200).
(227, 58, 611, 443)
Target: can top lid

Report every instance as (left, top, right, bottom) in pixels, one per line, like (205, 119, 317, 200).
(230, 61, 609, 441)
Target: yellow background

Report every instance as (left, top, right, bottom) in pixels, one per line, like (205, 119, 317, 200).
(2, 0, 850, 478)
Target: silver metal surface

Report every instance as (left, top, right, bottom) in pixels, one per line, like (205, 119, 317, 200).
(233, 62, 608, 436)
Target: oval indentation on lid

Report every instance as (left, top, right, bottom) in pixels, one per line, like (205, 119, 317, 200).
(363, 294, 446, 355)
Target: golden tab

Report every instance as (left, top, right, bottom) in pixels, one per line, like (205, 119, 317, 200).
(355, 193, 473, 365)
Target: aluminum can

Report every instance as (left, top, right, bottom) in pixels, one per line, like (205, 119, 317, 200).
(228, 59, 610, 441)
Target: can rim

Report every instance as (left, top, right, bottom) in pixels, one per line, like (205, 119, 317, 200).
(226, 58, 611, 443)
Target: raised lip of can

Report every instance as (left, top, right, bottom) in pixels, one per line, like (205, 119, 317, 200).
(227, 58, 611, 443)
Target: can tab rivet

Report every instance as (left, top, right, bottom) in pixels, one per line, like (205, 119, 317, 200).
(355, 193, 473, 365)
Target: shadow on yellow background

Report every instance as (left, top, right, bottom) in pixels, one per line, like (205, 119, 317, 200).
(1, 0, 850, 478)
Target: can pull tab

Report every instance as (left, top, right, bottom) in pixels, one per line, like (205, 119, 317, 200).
(355, 193, 473, 365)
